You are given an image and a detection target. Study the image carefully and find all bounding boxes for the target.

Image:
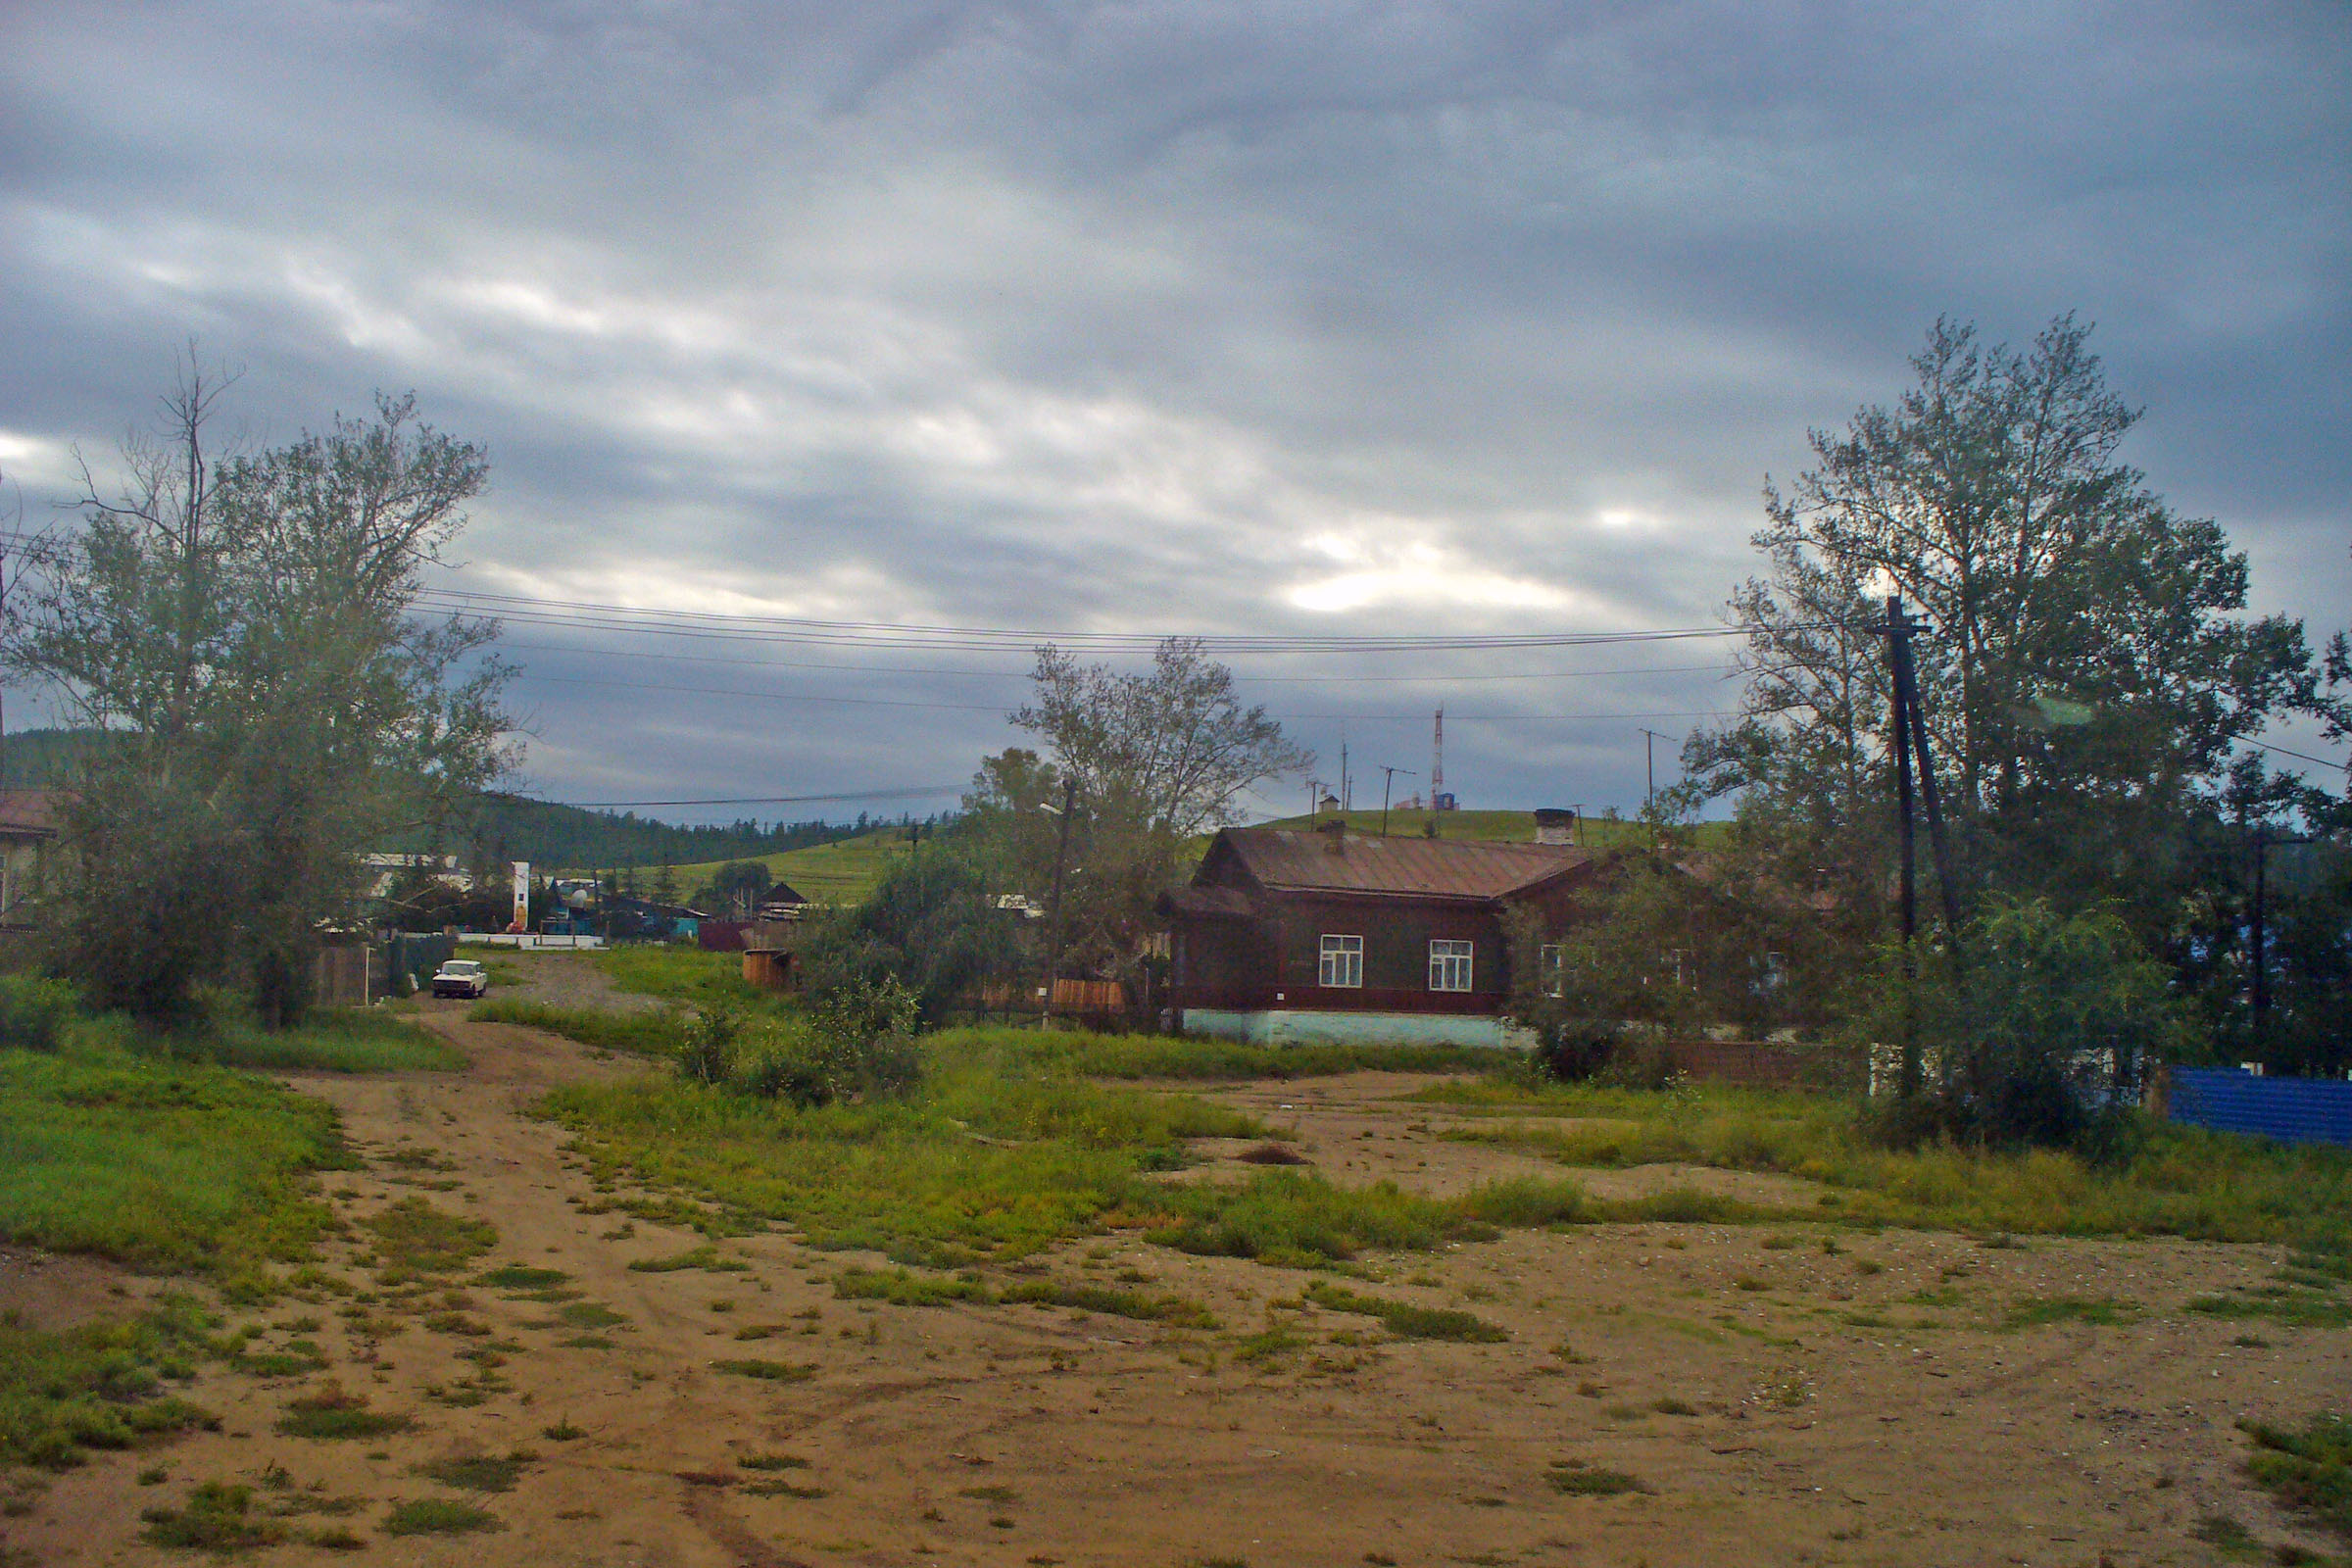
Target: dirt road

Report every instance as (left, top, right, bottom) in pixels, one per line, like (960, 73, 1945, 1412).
(16, 1013, 2346, 1567)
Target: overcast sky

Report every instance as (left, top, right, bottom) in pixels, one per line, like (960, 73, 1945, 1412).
(3, 1, 2345, 824)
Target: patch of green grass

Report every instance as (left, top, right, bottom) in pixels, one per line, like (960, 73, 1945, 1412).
(474, 1264, 568, 1290)
(1423, 1078, 2352, 1250)
(1544, 1459, 1648, 1496)
(0, 1294, 221, 1469)
(2187, 1292, 2352, 1329)
(2241, 1414, 2352, 1542)
(1302, 1281, 1507, 1343)
(627, 1245, 749, 1274)
(999, 1279, 1219, 1328)
(1234, 1326, 1312, 1365)
(361, 1198, 496, 1283)
(541, 1418, 586, 1441)
(739, 1452, 809, 1471)
(542, 1054, 1260, 1266)
(140, 1481, 285, 1550)
(413, 1449, 536, 1493)
(174, 1009, 466, 1074)
(745, 1477, 830, 1498)
(2002, 1295, 2140, 1329)
(1651, 1396, 1699, 1416)
(467, 1000, 684, 1057)
(710, 1358, 814, 1381)
(832, 1267, 994, 1306)
(382, 1495, 502, 1536)
(592, 947, 762, 1007)
(275, 1384, 411, 1440)
(931, 1025, 1495, 1082)
(0, 1047, 350, 1289)
(543, 1028, 1598, 1271)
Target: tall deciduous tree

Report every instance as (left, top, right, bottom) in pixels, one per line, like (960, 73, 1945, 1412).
(7, 378, 514, 1023)
(1686, 317, 2335, 975)
(999, 639, 1310, 986)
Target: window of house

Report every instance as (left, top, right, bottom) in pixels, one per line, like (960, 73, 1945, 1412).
(1540, 942, 1564, 999)
(1318, 934, 1363, 988)
(1429, 938, 1474, 992)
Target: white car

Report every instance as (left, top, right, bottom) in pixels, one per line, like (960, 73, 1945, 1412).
(430, 959, 489, 999)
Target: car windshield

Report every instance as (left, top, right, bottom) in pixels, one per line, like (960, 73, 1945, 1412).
(441, 961, 481, 975)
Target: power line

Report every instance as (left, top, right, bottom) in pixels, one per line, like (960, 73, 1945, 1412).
(504, 668, 1732, 723)
(527, 785, 964, 809)
(415, 586, 1755, 655)
(488, 637, 1738, 686)
(2245, 737, 2349, 771)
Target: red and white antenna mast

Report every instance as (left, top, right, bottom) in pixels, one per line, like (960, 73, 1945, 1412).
(1431, 708, 1445, 807)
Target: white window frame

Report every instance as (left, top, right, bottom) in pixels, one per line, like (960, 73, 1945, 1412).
(1318, 934, 1363, 989)
(1429, 938, 1474, 993)
(1540, 942, 1564, 999)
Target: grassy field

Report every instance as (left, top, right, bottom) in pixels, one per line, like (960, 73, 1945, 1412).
(0, 1047, 352, 1292)
(539, 1026, 1584, 1269)
(167, 1009, 466, 1074)
(0, 1292, 223, 1469)
(1411, 1076, 2352, 1251)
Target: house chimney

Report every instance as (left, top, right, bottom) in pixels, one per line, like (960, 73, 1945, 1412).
(1534, 808, 1576, 847)
(1318, 816, 1347, 853)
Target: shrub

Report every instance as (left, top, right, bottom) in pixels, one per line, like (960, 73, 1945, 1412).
(1848, 896, 2192, 1152)
(675, 1004, 742, 1086)
(732, 977, 922, 1108)
(0, 974, 80, 1053)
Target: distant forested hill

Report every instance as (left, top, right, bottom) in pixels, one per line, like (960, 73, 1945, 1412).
(433, 793, 889, 871)
(1, 727, 884, 869)
(1, 728, 113, 788)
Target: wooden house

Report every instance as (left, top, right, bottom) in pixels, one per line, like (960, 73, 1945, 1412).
(1157, 820, 1597, 1048)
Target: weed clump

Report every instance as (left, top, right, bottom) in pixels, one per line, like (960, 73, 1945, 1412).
(276, 1383, 411, 1440)
(140, 1481, 285, 1550)
(412, 1449, 535, 1493)
(361, 1199, 496, 1283)
(382, 1496, 502, 1536)
(710, 1358, 815, 1381)
(1545, 1459, 1648, 1496)
(1302, 1281, 1507, 1343)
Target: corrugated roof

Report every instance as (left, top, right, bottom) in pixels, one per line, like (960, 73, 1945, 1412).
(1210, 827, 1592, 901)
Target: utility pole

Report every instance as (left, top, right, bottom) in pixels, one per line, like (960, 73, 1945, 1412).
(1569, 804, 1586, 847)
(1340, 738, 1350, 813)
(1378, 765, 1416, 838)
(1638, 729, 1671, 810)
(1040, 778, 1078, 1025)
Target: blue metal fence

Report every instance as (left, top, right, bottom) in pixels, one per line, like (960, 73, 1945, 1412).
(2166, 1067, 2352, 1149)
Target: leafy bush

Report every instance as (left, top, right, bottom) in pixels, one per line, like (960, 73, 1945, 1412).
(732, 977, 921, 1108)
(1847, 896, 2192, 1152)
(0, 974, 80, 1053)
(675, 1004, 742, 1086)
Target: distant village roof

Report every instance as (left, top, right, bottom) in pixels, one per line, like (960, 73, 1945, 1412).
(1199, 826, 1593, 903)
(0, 789, 63, 838)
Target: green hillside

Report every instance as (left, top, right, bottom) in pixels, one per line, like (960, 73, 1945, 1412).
(668, 826, 922, 906)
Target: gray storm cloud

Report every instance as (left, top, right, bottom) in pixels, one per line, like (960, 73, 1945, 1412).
(3, 1, 2344, 818)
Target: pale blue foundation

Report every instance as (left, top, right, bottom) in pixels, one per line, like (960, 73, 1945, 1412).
(1179, 1008, 1530, 1051)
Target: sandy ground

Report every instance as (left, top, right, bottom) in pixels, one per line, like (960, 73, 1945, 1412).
(7, 1008, 2347, 1568)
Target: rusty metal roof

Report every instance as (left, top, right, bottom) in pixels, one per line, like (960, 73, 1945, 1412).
(1204, 826, 1592, 902)
(0, 789, 62, 837)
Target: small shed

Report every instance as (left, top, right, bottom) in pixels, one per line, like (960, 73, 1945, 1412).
(743, 948, 797, 992)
